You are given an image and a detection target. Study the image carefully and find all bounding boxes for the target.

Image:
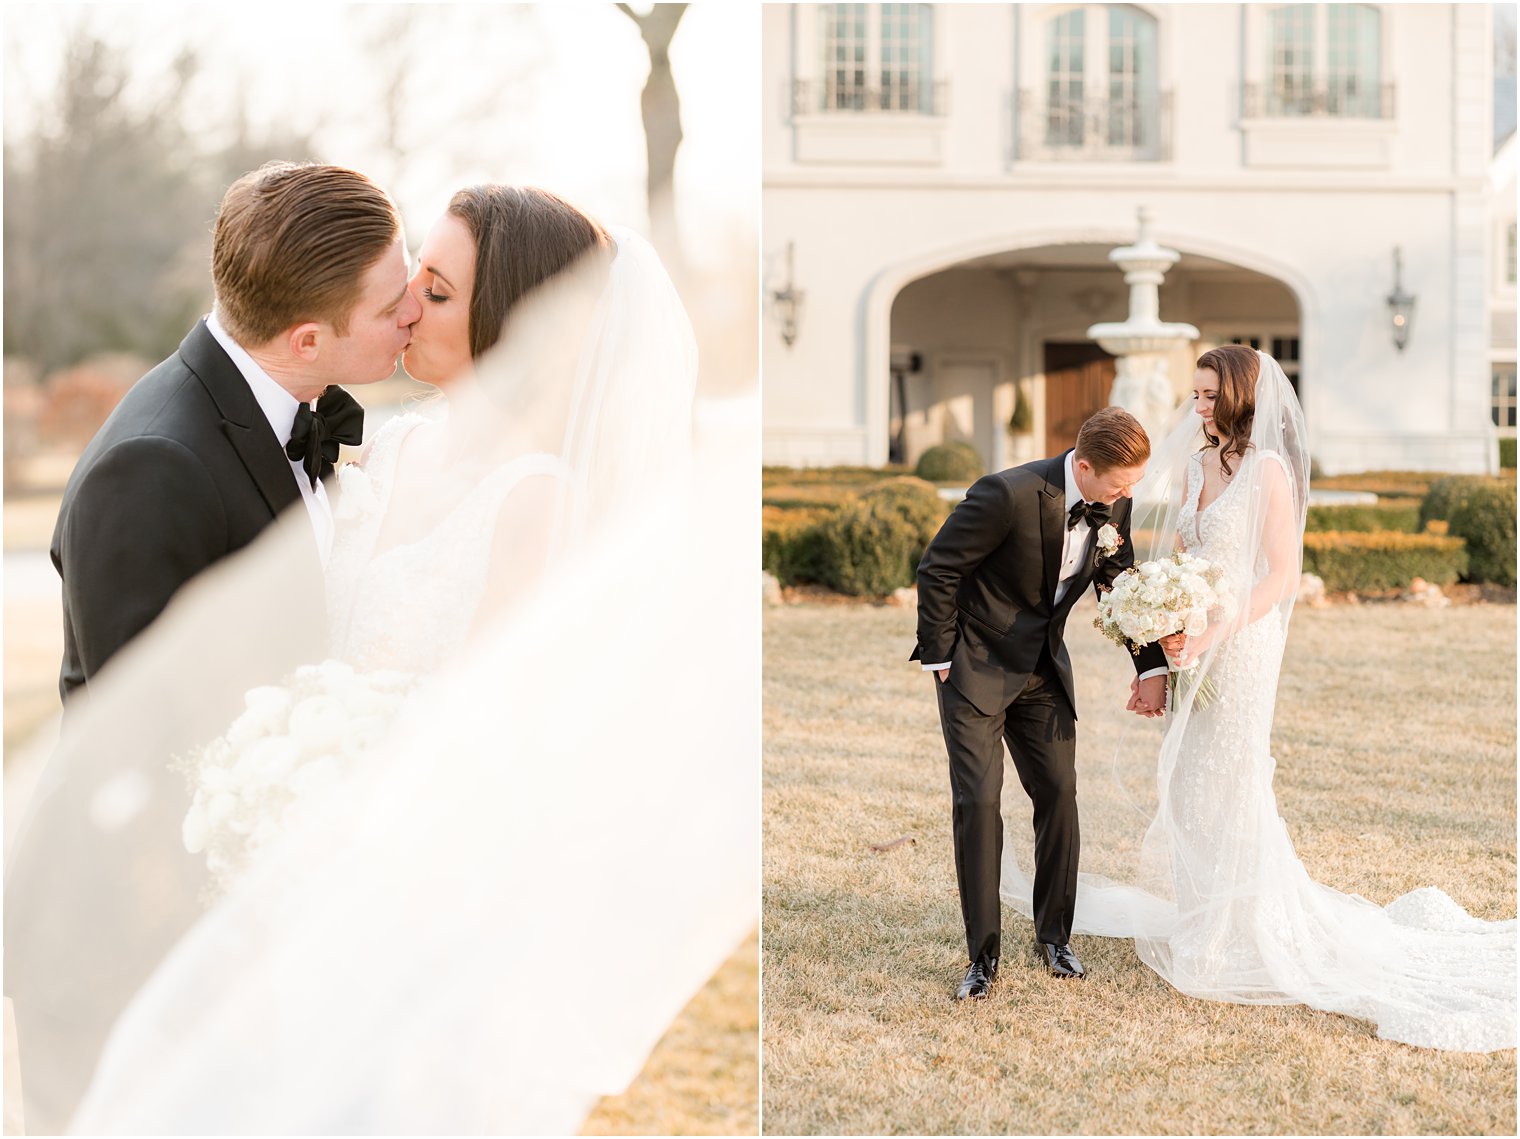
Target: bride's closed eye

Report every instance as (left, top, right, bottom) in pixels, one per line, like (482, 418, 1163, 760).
(421, 287, 450, 304)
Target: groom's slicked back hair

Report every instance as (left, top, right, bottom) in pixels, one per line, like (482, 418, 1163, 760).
(212, 162, 402, 345)
(447, 185, 612, 360)
(1074, 407, 1151, 473)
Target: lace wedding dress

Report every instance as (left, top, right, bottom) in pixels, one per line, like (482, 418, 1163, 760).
(1152, 449, 1515, 1052)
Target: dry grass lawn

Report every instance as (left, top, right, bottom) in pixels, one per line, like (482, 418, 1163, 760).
(583, 930, 759, 1135)
(763, 597, 1516, 1135)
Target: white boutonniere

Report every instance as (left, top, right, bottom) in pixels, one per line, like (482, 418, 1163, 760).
(334, 462, 380, 523)
(1095, 523, 1122, 559)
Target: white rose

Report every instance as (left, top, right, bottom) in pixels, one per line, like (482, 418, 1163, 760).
(314, 659, 356, 689)
(1184, 609, 1208, 636)
(206, 791, 238, 829)
(245, 685, 294, 716)
(196, 764, 233, 795)
(225, 705, 279, 750)
(341, 716, 388, 760)
(290, 756, 342, 802)
(241, 736, 302, 785)
(287, 694, 350, 756)
(335, 464, 380, 522)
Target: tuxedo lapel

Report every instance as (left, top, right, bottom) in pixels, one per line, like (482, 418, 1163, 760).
(1038, 452, 1068, 608)
(178, 321, 302, 521)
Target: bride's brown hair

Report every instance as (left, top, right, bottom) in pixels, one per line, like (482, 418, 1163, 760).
(447, 185, 613, 360)
(1195, 345, 1259, 478)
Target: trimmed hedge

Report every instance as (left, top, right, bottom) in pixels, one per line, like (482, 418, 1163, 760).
(1418, 476, 1516, 584)
(1500, 438, 1517, 469)
(1302, 531, 1469, 592)
(1304, 498, 1421, 534)
(914, 441, 983, 483)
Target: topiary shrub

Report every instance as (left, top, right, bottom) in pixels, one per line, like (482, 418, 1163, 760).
(914, 441, 984, 484)
(814, 497, 923, 596)
(1302, 531, 1468, 592)
(1446, 479, 1516, 585)
(1501, 439, 1517, 470)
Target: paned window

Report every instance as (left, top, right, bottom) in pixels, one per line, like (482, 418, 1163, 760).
(1493, 364, 1517, 430)
(1041, 5, 1159, 153)
(1263, 4, 1385, 118)
(819, 4, 934, 112)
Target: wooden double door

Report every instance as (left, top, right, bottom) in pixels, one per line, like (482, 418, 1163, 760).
(1043, 342, 1116, 458)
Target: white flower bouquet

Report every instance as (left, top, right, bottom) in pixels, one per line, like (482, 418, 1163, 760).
(1093, 551, 1235, 710)
(179, 659, 417, 891)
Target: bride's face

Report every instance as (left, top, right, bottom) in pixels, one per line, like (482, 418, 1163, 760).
(1192, 367, 1219, 433)
(403, 214, 477, 385)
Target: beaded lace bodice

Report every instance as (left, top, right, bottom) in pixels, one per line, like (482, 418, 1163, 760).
(325, 413, 570, 674)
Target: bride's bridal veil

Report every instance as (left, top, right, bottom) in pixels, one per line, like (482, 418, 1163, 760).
(4, 227, 758, 1132)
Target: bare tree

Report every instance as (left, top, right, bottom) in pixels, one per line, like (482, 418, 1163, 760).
(4, 27, 208, 373)
(617, 3, 688, 278)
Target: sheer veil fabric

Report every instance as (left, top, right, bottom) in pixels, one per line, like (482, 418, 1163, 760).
(1000, 352, 1515, 1052)
(5, 229, 759, 1132)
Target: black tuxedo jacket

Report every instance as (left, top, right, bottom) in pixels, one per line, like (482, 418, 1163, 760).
(911, 450, 1167, 717)
(50, 320, 322, 701)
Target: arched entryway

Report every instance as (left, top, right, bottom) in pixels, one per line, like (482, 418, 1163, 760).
(882, 241, 1305, 473)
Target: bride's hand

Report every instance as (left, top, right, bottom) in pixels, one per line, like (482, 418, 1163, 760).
(1176, 626, 1217, 669)
(1158, 632, 1187, 662)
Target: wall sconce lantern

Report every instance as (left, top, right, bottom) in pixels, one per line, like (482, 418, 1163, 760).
(772, 241, 805, 348)
(1386, 246, 1416, 353)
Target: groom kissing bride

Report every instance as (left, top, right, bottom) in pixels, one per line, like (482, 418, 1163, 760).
(912, 408, 1168, 999)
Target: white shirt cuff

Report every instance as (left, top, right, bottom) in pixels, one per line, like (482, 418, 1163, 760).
(922, 661, 951, 671)
(1136, 666, 1169, 682)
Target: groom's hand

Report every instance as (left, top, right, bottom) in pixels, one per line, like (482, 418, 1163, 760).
(1128, 675, 1166, 717)
(934, 667, 949, 684)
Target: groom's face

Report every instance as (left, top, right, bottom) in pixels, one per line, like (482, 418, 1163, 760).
(320, 236, 421, 384)
(1078, 459, 1146, 504)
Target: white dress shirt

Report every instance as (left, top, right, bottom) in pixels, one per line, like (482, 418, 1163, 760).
(924, 451, 1168, 684)
(204, 310, 336, 566)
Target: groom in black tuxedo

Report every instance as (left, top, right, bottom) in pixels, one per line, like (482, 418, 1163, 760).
(51, 162, 421, 702)
(913, 407, 1169, 998)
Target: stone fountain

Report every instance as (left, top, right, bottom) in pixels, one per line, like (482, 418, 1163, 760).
(1087, 207, 1198, 442)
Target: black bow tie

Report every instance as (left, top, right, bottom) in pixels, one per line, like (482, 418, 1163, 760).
(1067, 499, 1111, 530)
(286, 387, 364, 488)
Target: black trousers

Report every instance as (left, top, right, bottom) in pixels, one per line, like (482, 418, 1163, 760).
(935, 646, 1078, 963)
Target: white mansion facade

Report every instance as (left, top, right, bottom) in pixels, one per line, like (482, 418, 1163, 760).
(762, 3, 1514, 475)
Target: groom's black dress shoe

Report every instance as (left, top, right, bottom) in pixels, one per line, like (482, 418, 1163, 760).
(1040, 942, 1086, 979)
(955, 957, 998, 1000)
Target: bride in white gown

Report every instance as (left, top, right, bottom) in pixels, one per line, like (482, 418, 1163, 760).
(1003, 346, 1514, 1053)
(5, 187, 757, 1133)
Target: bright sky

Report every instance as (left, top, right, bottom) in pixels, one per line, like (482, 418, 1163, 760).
(2, 1, 758, 271)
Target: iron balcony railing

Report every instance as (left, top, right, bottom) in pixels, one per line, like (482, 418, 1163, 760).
(1015, 91, 1173, 162)
(791, 77, 949, 117)
(1242, 82, 1395, 119)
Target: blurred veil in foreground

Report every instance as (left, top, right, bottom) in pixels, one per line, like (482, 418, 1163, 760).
(5, 229, 759, 1133)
